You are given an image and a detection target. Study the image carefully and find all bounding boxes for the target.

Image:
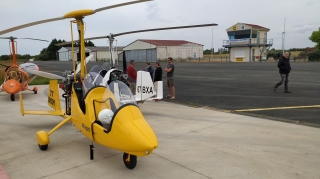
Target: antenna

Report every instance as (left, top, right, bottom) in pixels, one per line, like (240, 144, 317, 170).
(282, 18, 286, 55)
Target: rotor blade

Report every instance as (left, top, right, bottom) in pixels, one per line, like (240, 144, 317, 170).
(19, 38, 49, 42)
(113, 23, 218, 37)
(27, 69, 64, 80)
(93, 0, 152, 13)
(0, 37, 11, 39)
(0, 17, 64, 35)
(55, 23, 218, 46)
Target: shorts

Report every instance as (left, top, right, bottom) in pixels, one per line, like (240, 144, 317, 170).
(167, 77, 174, 87)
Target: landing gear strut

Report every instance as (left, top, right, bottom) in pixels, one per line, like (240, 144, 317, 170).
(10, 94, 15, 101)
(123, 153, 137, 169)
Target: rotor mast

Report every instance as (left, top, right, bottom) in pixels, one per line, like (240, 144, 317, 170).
(77, 18, 86, 79)
(108, 35, 115, 68)
(10, 38, 18, 66)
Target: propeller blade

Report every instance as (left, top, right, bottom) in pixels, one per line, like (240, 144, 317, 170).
(0, 64, 9, 68)
(0, 17, 64, 35)
(19, 38, 49, 42)
(93, 0, 152, 13)
(75, 54, 94, 74)
(27, 69, 64, 80)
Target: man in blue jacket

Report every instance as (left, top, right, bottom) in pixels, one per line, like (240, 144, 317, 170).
(273, 52, 292, 93)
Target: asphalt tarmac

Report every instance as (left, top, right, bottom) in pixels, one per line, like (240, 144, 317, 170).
(34, 60, 320, 126)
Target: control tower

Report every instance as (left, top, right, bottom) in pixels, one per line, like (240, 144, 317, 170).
(222, 23, 273, 62)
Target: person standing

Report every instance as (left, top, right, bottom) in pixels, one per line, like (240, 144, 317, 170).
(153, 62, 162, 91)
(165, 57, 175, 99)
(273, 52, 292, 93)
(145, 62, 154, 80)
(127, 60, 137, 95)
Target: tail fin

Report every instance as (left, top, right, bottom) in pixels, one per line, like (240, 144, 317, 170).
(135, 71, 156, 102)
(48, 80, 62, 112)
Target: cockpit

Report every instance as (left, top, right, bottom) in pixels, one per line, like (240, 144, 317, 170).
(82, 63, 136, 106)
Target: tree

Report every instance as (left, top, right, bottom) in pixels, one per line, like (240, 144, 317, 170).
(309, 27, 320, 50)
(203, 48, 214, 55)
(85, 40, 95, 46)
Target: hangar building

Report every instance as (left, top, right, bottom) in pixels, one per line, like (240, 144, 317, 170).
(57, 46, 123, 61)
(222, 23, 273, 62)
(119, 39, 204, 62)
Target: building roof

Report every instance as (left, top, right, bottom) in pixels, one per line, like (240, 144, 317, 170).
(243, 23, 269, 30)
(62, 46, 124, 52)
(138, 39, 203, 46)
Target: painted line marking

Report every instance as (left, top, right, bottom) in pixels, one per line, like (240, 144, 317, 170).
(0, 166, 9, 179)
(234, 105, 320, 112)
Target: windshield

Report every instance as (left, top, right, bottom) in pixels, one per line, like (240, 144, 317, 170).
(109, 80, 137, 106)
(83, 71, 109, 97)
(101, 62, 111, 70)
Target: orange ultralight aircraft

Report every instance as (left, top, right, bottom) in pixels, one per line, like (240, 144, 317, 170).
(0, 36, 48, 101)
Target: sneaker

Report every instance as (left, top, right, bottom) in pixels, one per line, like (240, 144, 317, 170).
(284, 90, 292, 93)
(273, 86, 277, 92)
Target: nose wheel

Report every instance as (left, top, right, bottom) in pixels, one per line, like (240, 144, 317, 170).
(10, 94, 15, 101)
(123, 153, 137, 169)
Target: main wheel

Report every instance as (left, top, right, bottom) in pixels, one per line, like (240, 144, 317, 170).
(34, 90, 37, 94)
(123, 153, 137, 169)
(10, 94, 15, 101)
(38, 144, 48, 151)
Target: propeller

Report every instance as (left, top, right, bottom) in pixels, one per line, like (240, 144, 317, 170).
(0, 0, 152, 35)
(55, 23, 218, 46)
(0, 64, 9, 68)
(26, 69, 64, 80)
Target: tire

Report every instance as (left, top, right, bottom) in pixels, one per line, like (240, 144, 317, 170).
(123, 153, 137, 169)
(39, 144, 48, 151)
(10, 94, 15, 101)
(34, 90, 37, 94)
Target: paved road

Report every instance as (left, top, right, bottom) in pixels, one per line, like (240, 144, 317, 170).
(33, 60, 320, 126)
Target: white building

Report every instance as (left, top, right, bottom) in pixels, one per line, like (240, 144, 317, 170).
(222, 23, 273, 62)
(57, 46, 124, 61)
(120, 39, 204, 62)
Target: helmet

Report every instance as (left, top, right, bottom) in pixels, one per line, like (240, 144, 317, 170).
(98, 109, 114, 125)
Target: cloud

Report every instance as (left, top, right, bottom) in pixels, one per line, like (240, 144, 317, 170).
(290, 25, 315, 34)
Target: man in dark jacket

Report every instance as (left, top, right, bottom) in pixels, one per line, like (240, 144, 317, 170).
(273, 52, 292, 93)
(153, 62, 162, 83)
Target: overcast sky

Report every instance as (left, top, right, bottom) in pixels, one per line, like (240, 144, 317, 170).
(0, 0, 319, 55)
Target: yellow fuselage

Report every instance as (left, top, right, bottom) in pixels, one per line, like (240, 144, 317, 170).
(70, 86, 158, 156)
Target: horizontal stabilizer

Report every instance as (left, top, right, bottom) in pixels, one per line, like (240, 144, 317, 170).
(20, 93, 64, 116)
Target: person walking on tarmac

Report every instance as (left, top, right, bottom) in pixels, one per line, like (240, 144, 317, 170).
(273, 52, 292, 93)
(127, 60, 137, 95)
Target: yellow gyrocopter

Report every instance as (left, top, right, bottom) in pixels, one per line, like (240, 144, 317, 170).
(0, 0, 157, 169)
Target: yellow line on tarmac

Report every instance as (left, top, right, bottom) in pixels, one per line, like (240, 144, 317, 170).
(235, 105, 320, 112)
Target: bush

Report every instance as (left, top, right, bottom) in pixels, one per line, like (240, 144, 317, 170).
(307, 50, 320, 61)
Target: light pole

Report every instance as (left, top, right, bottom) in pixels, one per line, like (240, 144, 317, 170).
(210, 27, 214, 61)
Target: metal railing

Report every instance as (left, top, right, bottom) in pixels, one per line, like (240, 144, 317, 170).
(223, 38, 273, 46)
